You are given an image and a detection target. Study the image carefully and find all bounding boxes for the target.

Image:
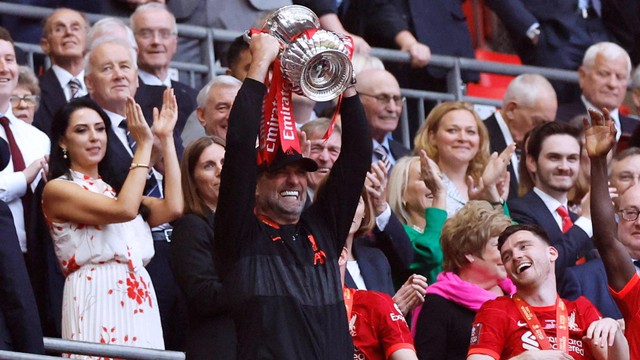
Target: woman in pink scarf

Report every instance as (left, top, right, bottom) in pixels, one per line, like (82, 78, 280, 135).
(413, 201, 515, 360)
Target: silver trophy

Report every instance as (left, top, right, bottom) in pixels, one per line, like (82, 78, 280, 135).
(248, 5, 354, 102)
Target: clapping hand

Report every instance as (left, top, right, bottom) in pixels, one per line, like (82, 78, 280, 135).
(151, 88, 178, 139)
(125, 96, 153, 148)
(365, 161, 389, 217)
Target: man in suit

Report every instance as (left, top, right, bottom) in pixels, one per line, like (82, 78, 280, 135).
(355, 69, 410, 168)
(85, 37, 187, 351)
(33, 8, 89, 136)
(556, 42, 639, 146)
(0, 137, 43, 354)
(130, 3, 196, 139)
(507, 121, 594, 290)
(485, 0, 611, 103)
(484, 74, 557, 199)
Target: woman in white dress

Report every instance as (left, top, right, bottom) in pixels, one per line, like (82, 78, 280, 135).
(42, 91, 183, 353)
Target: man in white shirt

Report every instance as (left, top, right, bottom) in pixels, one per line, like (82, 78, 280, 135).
(557, 42, 639, 147)
(130, 3, 197, 141)
(33, 8, 89, 136)
(507, 121, 594, 290)
(0, 27, 50, 255)
(483, 74, 557, 199)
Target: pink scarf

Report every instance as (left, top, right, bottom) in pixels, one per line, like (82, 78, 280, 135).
(426, 271, 516, 311)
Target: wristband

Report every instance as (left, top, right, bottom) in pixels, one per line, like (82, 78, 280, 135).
(129, 163, 150, 170)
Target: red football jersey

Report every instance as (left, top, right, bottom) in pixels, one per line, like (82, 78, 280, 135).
(611, 273, 640, 360)
(468, 295, 602, 359)
(347, 288, 415, 360)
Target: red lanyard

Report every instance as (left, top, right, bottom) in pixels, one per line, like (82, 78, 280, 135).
(513, 295, 569, 353)
(343, 287, 355, 320)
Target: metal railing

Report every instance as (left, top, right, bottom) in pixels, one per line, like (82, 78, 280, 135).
(43, 337, 185, 360)
(0, 2, 581, 147)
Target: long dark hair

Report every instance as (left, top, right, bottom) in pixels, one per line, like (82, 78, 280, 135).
(49, 97, 112, 180)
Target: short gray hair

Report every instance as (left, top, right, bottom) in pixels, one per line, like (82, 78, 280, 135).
(582, 42, 631, 74)
(503, 73, 556, 108)
(196, 75, 242, 108)
(87, 17, 137, 51)
(84, 37, 138, 76)
(631, 66, 640, 89)
(130, 3, 177, 34)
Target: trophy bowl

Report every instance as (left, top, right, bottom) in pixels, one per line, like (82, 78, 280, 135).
(261, 5, 320, 45)
(281, 30, 354, 102)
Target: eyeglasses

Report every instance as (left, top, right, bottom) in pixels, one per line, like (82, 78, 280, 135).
(619, 208, 640, 222)
(9, 95, 40, 107)
(359, 92, 404, 107)
(136, 28, 177, 40)
(50, 24, 85, 36)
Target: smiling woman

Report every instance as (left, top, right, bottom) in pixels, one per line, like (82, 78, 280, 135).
(41, 91, 183, 352)
(414, 102, 491, 217)
(413, 201, 514, 360)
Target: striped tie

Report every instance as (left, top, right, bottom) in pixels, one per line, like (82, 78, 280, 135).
(118, 120, 161, 198)
(374, 145, 390, 172)
(68, 78, 82, 99)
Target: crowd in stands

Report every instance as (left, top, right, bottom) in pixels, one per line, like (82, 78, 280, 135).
(1, 1, 640, 359)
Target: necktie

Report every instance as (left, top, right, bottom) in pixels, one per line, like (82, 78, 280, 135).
(119, 119, 137, 153)
(118, 120, 161, 198)
(556, 205, 573, 233)
(374, 145, 390, 172)
(68, 78, 82, 99)
(0, 117, 26, 171)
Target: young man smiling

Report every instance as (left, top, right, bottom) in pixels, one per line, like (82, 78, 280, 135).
(467, 224, 629, 360)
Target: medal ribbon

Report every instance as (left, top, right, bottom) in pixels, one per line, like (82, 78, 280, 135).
(513, 295, 569, 353)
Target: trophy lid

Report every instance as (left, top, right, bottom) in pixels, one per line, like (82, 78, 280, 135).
(262, 5, 320, 45)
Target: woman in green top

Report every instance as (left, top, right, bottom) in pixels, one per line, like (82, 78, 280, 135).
(388, 151, 447, 285)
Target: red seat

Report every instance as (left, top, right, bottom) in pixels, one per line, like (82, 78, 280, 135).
(467, 49, 522, 100)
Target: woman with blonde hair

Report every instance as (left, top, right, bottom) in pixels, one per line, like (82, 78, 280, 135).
(388, 151, 447, 284)
(414, 101, 513, 216)
(414, 201, 515, 359)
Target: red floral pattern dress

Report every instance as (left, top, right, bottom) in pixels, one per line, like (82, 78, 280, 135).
(48, 170, 164, 356)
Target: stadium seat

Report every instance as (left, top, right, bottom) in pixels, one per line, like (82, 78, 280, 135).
(467, 49, 522, 100)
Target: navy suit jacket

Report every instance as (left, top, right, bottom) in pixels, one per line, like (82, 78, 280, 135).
(561, 259, 622, 319)
(388, 138, 411, 163)
(34, 68, 67, 137)
(557, 100, 639, 149)
(0, 201, 44, 353)
(170, 80, 197, 137)
(346, 243, 395, 296)
(485, 0, 610, 69)
(484, 114, 518, 200)
(508, 190, 594, 289)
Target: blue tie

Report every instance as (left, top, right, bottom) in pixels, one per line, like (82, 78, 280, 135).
(118, 120, 162, 198)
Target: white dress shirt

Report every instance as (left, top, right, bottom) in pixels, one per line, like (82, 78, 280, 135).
(52, 65, 87, 101)
(138, 69, 172, 88)
(533, 187, 593, 236)
(0, 106, 50, 252)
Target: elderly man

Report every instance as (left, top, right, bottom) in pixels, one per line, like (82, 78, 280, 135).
(557, 42, 639, 145)
(130, 3, 196, 138)
(356, 68, 410, 169)
(484, 74, 557, 199)
(586, 109, 640, 358)
(214, 33, 370, 359)
(34, 8, 89, 136)
(85, 37, 186, 350)
(180, 75, 241, 147)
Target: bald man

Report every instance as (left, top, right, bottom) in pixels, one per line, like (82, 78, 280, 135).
(483, 74, 557, 199)
(356, 69, 410, 167)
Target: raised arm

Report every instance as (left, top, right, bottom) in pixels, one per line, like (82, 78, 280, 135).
(214, 34, 280, 275)
(43, 97, 154, 225)
(587, 108, 636, 291)
(142, 87, 184, 227)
